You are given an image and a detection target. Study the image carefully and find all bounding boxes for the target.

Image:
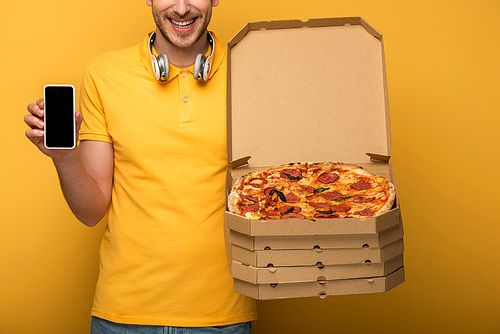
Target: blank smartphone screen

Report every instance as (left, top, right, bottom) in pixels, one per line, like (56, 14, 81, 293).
(44, 85, 75, 149)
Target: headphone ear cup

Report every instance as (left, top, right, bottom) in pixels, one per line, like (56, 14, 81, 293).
(202, 58, 212, 81)
(193, 54, 206, 81)
(157, 54, 169, 82)
(150, 56, 161, 81)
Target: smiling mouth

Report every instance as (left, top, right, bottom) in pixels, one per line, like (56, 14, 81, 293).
(169, 18, 196, 29)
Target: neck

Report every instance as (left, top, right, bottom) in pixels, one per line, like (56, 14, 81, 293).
(153, 30, 209, 69)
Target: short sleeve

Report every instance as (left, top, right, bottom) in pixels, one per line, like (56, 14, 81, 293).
(79, 61, 113, 144)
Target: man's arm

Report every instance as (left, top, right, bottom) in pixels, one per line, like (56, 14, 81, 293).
(25, 99, 113, 227)
(54, 140, 113, 226)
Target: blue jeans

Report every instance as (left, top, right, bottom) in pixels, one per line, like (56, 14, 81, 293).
(90, 317, 252, 334)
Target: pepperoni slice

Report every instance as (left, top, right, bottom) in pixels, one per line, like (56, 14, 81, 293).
(278, 206, 292, 214)
(354, 208, 376, 216)
(265, 195, 278, 206)
(264, 187, 276, 195)
(300, 185, 315, 193)
(242, 195, 259, 202)
(330, 204, 351, 212)
(318, 172, 339, 184)
(281, 213, 306, 220)
(285, 193, 300, 203)
(350, 181, 371, 190)
(278, 206, 302, 214)
(314, 212, 339, 219)
(353, 196, 374, 203)
(309, 202, 331, 208)
(240, 203, 259, 213)
(261, 209, 280, 216)
(249, 178, 267, 188)
(280, 169, 303, 181)
(320, 191, 343, 200)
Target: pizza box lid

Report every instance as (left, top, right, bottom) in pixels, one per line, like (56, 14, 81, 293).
(233, 266, 405, 300)
(227, 17, 391, 166)
(231, 238, 404, 267)
(231, 254, 403, 285)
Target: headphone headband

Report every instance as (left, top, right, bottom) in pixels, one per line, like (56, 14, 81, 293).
(148, 31, 215, 82)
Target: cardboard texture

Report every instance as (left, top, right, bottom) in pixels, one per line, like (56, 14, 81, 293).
(231, 254, 404, 284)
(226, 206, 401, 236)
(233, 267, 405, 300)
(232, 239, 403, 267)
(225, 17, 404, 299)
(227, 18, 390, 165)
(228, 221, 403, 251)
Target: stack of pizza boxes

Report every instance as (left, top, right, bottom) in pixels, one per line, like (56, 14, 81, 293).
(224, 17, 404, 300)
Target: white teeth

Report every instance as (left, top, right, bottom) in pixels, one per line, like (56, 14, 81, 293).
(170, 18, 195, 28)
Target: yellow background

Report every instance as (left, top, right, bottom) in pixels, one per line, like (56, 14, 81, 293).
(1, 0, 499, 333)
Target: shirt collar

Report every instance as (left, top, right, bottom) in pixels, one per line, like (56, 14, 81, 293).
(140, 31, 226, 83)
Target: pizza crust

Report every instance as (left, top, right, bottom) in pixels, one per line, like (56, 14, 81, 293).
(376, 181, 396, 215)
(227, 190, 239, 214)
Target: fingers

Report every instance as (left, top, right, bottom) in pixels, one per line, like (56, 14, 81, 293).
(24, 114, 44, 140)
(25, 100, 45, 142)
(25, 98, 47, 130)
(24, 113, 44, 128)
(27, 99, 45, 118)
(36, 98, 45, 110)
(24, 112, 44, 142)
(24, 115, 44, 144)
(25, 128, 44, 142)
(25, 99, 82, 147)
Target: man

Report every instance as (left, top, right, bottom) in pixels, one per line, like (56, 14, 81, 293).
(24, 1, 257, 333)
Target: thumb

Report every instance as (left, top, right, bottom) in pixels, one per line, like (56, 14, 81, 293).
(75, 110, 84, 142)
(75, 110, 83, 132)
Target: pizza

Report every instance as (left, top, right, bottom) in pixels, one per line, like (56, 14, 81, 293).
(228, 162, 395, 220)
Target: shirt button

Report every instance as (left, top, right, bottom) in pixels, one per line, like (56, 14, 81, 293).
(181, 71, 188, 77)
(183, 97, 189, 103)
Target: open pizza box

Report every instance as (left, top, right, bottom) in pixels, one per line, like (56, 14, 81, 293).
(224, 17, 404, 299)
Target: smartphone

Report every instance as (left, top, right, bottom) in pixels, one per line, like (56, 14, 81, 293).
(43, 84, 76, 149)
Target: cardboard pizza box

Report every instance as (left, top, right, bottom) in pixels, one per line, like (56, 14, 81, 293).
(226, 205, 401, 236)
(233, 266, 405, 300)
(231, 254, 403, 285)
(228, 219, 403, 251)
(232, 238, 403, 267)
(225, 17, 401, 237)
(224, 17, 405, 299)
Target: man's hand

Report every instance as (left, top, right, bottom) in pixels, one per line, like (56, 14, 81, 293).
(25, 98, 83, 163)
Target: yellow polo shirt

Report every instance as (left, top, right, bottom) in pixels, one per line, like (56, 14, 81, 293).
(79, 32, 257, 326)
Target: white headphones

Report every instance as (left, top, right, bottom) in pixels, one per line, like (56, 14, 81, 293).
(148, 31, 215, 82)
